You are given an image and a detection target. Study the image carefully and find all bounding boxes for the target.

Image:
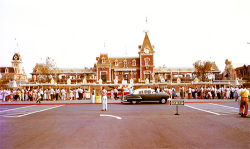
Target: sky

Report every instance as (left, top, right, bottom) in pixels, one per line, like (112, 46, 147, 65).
(0, 0, 249, 77)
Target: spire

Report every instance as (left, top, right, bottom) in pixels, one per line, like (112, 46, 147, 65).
(125, 44, 127, 55)
(143, 15, 149, 33)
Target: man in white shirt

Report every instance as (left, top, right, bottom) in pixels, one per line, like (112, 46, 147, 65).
(101, 87, 108, 111)
(211, 86, 215, 99)
(55, 88, 59, 101)
(40, 89, 43, 101)
(235, 86, 242, 115)
(129, 87, 133, 94)
(61, 88, 66, 100)
(50, 88, 54, 101)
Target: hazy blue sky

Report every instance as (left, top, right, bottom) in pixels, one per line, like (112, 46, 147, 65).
(0, 0, 249, 77)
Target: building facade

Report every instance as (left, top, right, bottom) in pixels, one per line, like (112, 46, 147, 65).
(0, 52, 27, 87)
(30, 30, 222, 85)
(95, 31, 155, 83)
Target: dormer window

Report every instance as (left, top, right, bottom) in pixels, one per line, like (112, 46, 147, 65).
(132, 59, 136, 66)
(5, 67, 8, 73)
(145, 58, 150, 66)
(123, 60, 127, 68)
(115, 59, 118, 66)
(101, 57, 105, 64)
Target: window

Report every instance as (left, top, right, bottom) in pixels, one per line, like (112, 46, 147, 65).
(5, 68, 8, 73)
(101, 57, 105, 64)
(115, 60, 118, 66)
(123, 60, 127, 68)
(145, 58, 150, 65)
(132, 59, 136, 66)
(133, 72, 137, 78)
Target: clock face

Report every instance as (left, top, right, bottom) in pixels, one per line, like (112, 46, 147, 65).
(144, 46, 149, 53)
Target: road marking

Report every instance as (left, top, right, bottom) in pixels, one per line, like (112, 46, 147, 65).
(0, 105, 36, 113)
(3, 105, 64, 118)
(185, 104, 221, 115)
(208, 103, 250, 111)
(100, 114, 122, 119)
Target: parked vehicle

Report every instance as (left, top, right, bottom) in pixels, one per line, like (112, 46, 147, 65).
(123, 88, 169, 104)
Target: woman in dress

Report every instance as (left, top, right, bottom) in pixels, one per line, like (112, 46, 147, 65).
(43, 89, 47, 101)
(75, 88, 79, 100)
(226, 87, 230, 99)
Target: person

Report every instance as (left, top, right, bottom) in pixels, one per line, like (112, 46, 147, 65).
(101, 87, 107, 111)
(50, 88, 54, 101)
(40, 89, 43, 101)
(211, 86, 215, 99)
(7, 89, 11, 102)
(114, 87, 118, 100)
(36, 92, 41, 103)
(61, 88, 66, 100)
(168, 88, 172, 99)
(226, 86, 230, 99)
(43, 89, 47, 101)
(18, 89, 21, 101)
(83, 89, 87, 100)
(75, 88, 79, 100)
(92, 88, 95, 95)
(110, 89, 114, 100)
(200, 87, 203, 99)
(21, 88, 24, 101)
(79, 87, 83, 100)
(235, 86, 242, 115)
(69, 89, 73, 100)
(156, 87, 160, 93)
(120, 86, 124, 102)
(129, 87, 133, 94)
(55, 88, 59, 101)
(25, 88, 28, 101)
(32, 89, 36, 102)
(188, 87, 191, 99)
(217, 87, 221, 99)
(239, 85, 249, 117)
(230, 87, 234, 99)
(173, 88, 176, 99)
(0, 88, 3, 102)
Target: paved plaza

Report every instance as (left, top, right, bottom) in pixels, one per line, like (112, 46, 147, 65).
(0, 100, 249, 149)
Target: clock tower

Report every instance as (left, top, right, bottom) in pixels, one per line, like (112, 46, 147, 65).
(138, 31, 155, 82)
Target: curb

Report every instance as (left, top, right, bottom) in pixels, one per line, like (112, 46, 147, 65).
(0, 101, 237, 105)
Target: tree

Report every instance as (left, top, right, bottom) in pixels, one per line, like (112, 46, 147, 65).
(242, 76, 250, 82)
(0, 77, 9, 87)
(193, 60, 213, 82)
(33, 57, 59, 83)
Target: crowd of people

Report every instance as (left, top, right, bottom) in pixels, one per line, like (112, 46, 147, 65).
(178, 85, 250, 100)
(0, 87, 91, 102)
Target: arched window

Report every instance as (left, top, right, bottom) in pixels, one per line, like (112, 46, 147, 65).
(101, 57, 105, 64)
(115, 59, 118, 66)
(145, 58, 150, 66)
(132, 59, 136, 66)
(5, 67, 8, 73)
(123, 60, 127, 68)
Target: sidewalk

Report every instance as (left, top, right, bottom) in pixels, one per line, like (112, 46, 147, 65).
(0, 97, 236, 105)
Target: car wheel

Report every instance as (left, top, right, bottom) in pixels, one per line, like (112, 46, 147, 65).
(160, 98, 166, 104)
(131, 101, 136, 104)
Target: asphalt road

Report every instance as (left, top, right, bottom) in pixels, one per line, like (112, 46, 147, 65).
(0, 103, 249, 149)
